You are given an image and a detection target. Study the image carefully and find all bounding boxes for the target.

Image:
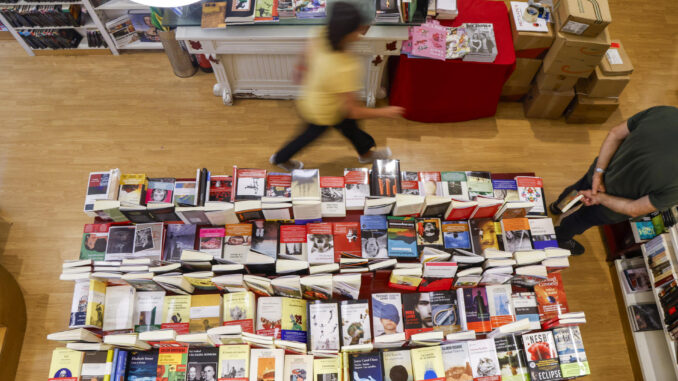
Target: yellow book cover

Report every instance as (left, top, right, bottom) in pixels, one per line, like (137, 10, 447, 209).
(158, 346, 188, 381)
(48, 347, 84, 380)
(190, 294, 222, 333)
(341, 352, 350, 381)
(411, 346, 445, 381)
(119, 173, 147, 206)
(223, 291, 256, 333)
(218, 344, 250, 381)
(162, 295, 191, 334)
(86, 279, 106, 329)
(281, 297, 307, 342)
(314, 356, 342, 381)
(105, 349, 115, 381)
(184, 274, 218, 291)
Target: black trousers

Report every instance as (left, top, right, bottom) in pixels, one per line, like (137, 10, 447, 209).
(554, 174, 627, 242)
(273, 118, 376, 164)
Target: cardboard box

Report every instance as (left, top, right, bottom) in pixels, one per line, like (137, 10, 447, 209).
(600, 40, 634, 76)
(535, 65, 579, 91)
(523, 84, 575, 119)
(565, 93, 619, 123)
(501, 85, 531, 101)
(577, 66, 630, 98)
(509, 4, 555, 51)
(542, 27, 611, 78)
(554, 0, 611, 37)
(504, 58, 542, 88)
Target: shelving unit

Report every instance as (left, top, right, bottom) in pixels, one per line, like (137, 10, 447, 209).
(95, 0, 162, 51)
(614, 258, 676, 381)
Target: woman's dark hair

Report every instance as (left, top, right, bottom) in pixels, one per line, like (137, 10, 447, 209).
(327, 2, 364, 51)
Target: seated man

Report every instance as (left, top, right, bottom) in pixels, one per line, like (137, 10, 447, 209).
(551, 106, 678, 255)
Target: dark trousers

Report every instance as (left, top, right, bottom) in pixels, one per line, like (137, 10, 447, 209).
(554, 175, 627, 242)
(273, 119, 376, 164)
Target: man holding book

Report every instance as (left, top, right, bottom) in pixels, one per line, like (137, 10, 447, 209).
(551, 106, 678, 255)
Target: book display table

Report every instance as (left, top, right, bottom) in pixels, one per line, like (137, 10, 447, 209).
(390, 0, 516, 123)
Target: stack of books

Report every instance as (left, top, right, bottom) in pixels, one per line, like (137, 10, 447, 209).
(436, 0, 457, 19)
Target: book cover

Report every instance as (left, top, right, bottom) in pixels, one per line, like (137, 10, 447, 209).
(344, 168, 370, 210)
(281, 297, 308, 343)
(84, 170, 116, 213)
(515, 177, 547, 217)
(314, 357, 341, 381)
(528, 219, 558, 249)
(430, 290, 460, 334)
(333, 273, 361, 300)
(81, 350, 112, 380)
(500, 217, 533, 253)
(292, 169, 321, 201)
(465, 172, 493, 199)
(418, 172, 441, 196)
(309, 301, 340, 352)
(461, 288, 491, 334)
(467, 338, 501, 381)
(553, 326, 590, 377)
(187, 347, 219, 381)
(200, 227, 226, 259)
(126, 350, 159, 381)
(340, 300, 372, 346)
(209, 175, 234, 202)
(218, 344, 250, 381)
(48, 347, 84, 381)
(119, 174, 147, 206)
(485, 285, 514, 329)
(372, 293, 404, 337)
(522, 331, 562, 381)
(629, 304, 662, 331)
(146, 177, 174, 204)
(279, 224, 308, 261)
(494, 334, 528, 381)
(469, 219, 499, 254)
(226, 0, 256, 21)
(164, 224, 197, 262)
(411, 346, 445, 381)
(224, 224, 253, 264)
(442, 221, 471, 250)
(80, 223, 110, 261)
(158, 346, 189, 381)
(162, 295, 191, 334)
(256, 297, 282, 338)
(491, 180, 519, 201)
(401, 171, 421, 196)
(333, 222, 362, 260)
(264, 172, 292, 201)
(511, 292, 540, 330)
(134, 291, 164, 333)
(440, 342, 473, 381)
(440, 172, 469, 200)
(223, 291, 255, 333)
(84, 279, 106, 330)
(283, 356, 314, 381)
(106, 226, 136, 260)
(321, 176, 346, 216)
(307, 222, 335, 264)
(132, 222, 163, 260)
(382, 350, 413, 381)
(371, 159, 401, 197)
(416, 218, 443, 253)
(129, 12, 160, 42)
(249, 349, 284, 381)
(174, 180, 197, 206)
(402, 293, 433, 338)
(349, 353, 384, 381)
(534, 273, 569, 323)
(189, 294, 222, 333)
(387, 217, 418, 258)
(235, 169, 267, 201)
(360, 215, 388, 259)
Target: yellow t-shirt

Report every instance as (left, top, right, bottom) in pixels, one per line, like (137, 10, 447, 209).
(297, 29, 363, 126)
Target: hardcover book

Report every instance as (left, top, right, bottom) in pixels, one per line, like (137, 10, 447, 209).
(372, 293, 404, 337)
(279, 224, 308, 261)
(402, 293, 433, 338)
(387, 217, 418, 258)
(382, 350, 413, 381)
(340, 299, 372, 346)
(416, 218, 444, 253)
(307, 222, 335, 264)
(442, 221, 471, 251)
(440, 342, 473, 381)
(333, 222, 362, 260)
(553, 326, 590, 378)
(218, 344, 250, 381)
(467, 338, 501, 381)
(187, 347, 219, 381)
(411, 346, 445, 381)
(162, 295, 191, 334)
(522, 331, 563, 381)
(235, 168, 267, 201)
(360, 215, 388, 259)
(371, 159, 401, 197)
(344, 168, 370, 210)
(494, 334, 528, 381)
(223, 291, 256, 333)
(308, 301, 340, 353)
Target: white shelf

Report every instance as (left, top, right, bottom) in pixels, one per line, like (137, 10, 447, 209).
(95, 0, 148, 10)
(118, 40, 162, 49)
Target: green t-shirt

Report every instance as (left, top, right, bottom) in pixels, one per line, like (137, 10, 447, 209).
(587, 106, 678, 219)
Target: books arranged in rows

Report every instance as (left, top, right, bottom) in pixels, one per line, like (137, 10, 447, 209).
(48, 323, 591, 381)
(641, 228, 678, 340)
(85, 30, 107, 48)
(0, 5, 82, 28)
(18, 28, 82, 49)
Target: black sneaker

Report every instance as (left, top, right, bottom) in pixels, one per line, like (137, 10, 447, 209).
(558, 239, 585, 255)
(549, 202, 563, 216)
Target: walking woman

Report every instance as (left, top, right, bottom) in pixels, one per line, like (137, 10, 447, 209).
(270, 1, 404, 171)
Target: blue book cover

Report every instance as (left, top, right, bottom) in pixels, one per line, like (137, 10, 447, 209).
(442, 221, 471, 250)
(125, 350, 157, 381)
(387, 217, 418, 258)
(349, 352, 384, 381)
(634, 221, 656, 240)
(528, 218, 558, 249)
(361, 215, 388, 259)
(110, 348, 119, 381)
(492, 179, 519, 201)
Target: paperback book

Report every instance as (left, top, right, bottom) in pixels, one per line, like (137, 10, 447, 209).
(307, 222, 335, 264)
(402, 293, 433, 338)
(361, 215, 388, 259)
(199, 227, 226, 259)
(552, 326, 590, 378)
(333, 222, 362, 259)
(440, 171, 469, 200)
(187, 347, 219, 381)
(264, 172, 292, 202)
(382, 350, 413, 381)
(218, 344, 250, 381)
(162, 295, 191, 334)
(371, 159, 401, 197)
(465, 171, 493, 199)
(440, 342, 473, 381)
(467, 338, 501, 381)
(372, 293, 404, 337)
(430, 290, 461, 334)
(344, 168, 370, 210)
(340, 300, 372, 346)
(125, 350, 159, 381)
(224, 224, 253, 264)
(486, 285, 514, 329)
(134, 291, 164, 333)
(164, 224, 197, 262)
(209, 175, 234, 202)
(292, 169, 321, 201)
(459, 288, 491, 334)
(522, 331, 563, 381)
(442, 221, 471, 251)
(469, 219, 499, 254)
(80, 223, 110, 261)
(223, 291, 256, 333)
(411, 346, 445, 381)
(279, 224, 308, 261)
(320, 176, 346, 217)
(157, 346, 189, 381)
(349, 353, 384, 381)
(145, 178, 175, 204)
(515, 177, 547, 217)
(416, 218, 444, 253)
(308, 301, 340, 353)
(387, 217, 418, 258)
(493, 335, 528, 381)
(250, 220, 279, 260)
(528, 218, 558, 249)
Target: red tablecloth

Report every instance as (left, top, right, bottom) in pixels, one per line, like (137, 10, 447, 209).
(390, 0, 516, 123)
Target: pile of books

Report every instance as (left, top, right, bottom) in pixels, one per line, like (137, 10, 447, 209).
(463, 23, 498, 63)
(436, 0, 457, 19)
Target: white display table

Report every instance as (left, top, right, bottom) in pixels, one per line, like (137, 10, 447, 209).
(175, 25, 408, 106)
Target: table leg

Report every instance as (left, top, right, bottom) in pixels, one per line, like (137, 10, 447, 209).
(207, 53, 233, 106)
(365, 55, 386, 108)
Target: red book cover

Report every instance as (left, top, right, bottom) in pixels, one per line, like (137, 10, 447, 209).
(320, 176, 345, 188)
(534, 273, 569, 325)
(417, 278, 453, 292)
(333, 222, 361, 261)
(209, 175, 233, 202)
(401, 180, 419, 193)
(445, 203, 476, 221)
(265, 172, 292, 199)
(471, 198, 504, 219)
(344, 170, 369, 185)
(83, 223, 112, 234)
(307, 222, 334, 264)
(279, 224, 307, 256)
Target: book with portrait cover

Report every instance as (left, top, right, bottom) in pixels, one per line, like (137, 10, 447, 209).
(467, 338, 501, 381)
(146, 178, 175, 205)
(263, 172, 292, 202)
(133, 291, 164, 333)
(223, 223, 252, 264)
(382, 350, 413, 381)
(387, 217, 418, 258)
(402, 293, 433, 339)
(189, 294, 222, 333)
(371, 159, 401, 197)
(162, 295, 191, 334)
(125, 350, 159, 381)
(534, 273, 569, 324)
(307, 222, 335, 264)
(469, 219, 499, 254)
(521, 331, 562, 381)
(411, 346, 445, 381)
(209, 175, 234, 202)
(515, 177, 547, 217)
(349, 353, 384, 381)
(441, 342, 473, 381)
(430, 290, 461, 335)
(187, 347, 219, 381)
(553, 326, 590, 378)
(340, 299, 372, 346)
(308, 301, 340, 353)
(223, 291, 256, 334)
(249, 349, 284, 381)
(442, 221, 471, 251)
(163, 224, 197, 262)
(372, 293, 404, 337)
(105, 225, 137, 261)
(48, 347, 84, 381)
(333, 222, 362, 260)
(234, 168, 267, 201)
(199, 227, 225, 259)
(157, 346, 189, 381)
(344, 168, 370, 210)
(458, 288, 491, 334)
(494, 334, 528, 381)
(485, 285, 514, 329)
(416, 218, 443, 254)
(218, 344, 250, 381)
(80, 223, 111, 261)
(360, 215, 388, 259)
(279, 224, 308, 261)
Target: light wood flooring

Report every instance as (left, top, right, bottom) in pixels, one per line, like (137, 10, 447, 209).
(1, 0, 677, 379)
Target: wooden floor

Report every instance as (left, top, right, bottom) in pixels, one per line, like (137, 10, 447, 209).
(1, 0, 677, 379)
